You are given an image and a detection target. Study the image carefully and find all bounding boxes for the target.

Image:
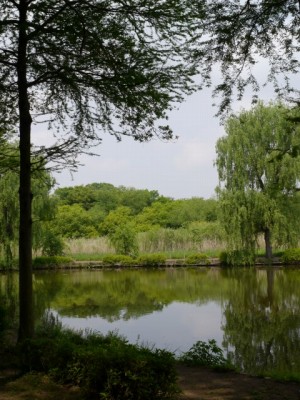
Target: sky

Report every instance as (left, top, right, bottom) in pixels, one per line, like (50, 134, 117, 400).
(51, 87, 224, 200)
(33, 62, 281, 200)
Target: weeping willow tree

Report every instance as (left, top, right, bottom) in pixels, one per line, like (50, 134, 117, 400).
(0, 141, 57, 268)
(215, 102, 300, 264)
(0, 169, 57, 268)
(0, 172, 19, 267)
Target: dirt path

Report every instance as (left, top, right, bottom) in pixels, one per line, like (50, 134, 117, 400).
(1, 366, 300, 400)
(177, 365, 300, 400)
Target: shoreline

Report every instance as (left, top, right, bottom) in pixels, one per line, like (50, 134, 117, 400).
(1, 256, 299, 272)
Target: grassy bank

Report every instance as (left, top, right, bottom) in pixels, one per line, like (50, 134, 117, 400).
(0, 317, 232, 400)
(1, 318, 300, 400)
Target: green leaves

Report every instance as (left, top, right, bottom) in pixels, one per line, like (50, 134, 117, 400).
(108, 223, 139, 257)
(193, 1, 300, 112)
(22, 325, 179, 400)
(0, 0, 205, 160)
(0, 165, 58, 266)
(53, 204, 100, 238)
(179, 339, 228, 368)
(216, 102, 300, 260)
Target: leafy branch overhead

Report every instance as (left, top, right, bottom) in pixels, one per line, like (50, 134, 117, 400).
(193, 1, 300, 114)
(0, 0, 204, 167)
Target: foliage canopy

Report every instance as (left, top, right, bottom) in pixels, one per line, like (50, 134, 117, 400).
(197, 1, 300, 113)
(1, 0, 204, 150)
(216, 102, 300, 261)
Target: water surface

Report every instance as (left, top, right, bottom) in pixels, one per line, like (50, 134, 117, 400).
(2, 267, 300, 377)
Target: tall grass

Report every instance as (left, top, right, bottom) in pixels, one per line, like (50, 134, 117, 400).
(65, 237, 114, 256)
(138, 228, 224, 254)
(65, 228, 226, 260)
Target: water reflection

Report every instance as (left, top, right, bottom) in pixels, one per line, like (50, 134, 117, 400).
(0, 272, 19, 333)
(1, 267, 300, 377)
(221, 268, 300, 376)
(52, 301, 223, 353)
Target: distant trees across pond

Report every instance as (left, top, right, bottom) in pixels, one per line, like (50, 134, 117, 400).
(52, 183, 219, 236)
(50, 183, 222, 257)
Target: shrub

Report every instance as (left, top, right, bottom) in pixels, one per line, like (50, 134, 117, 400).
(71, 343, 179, 400)
(108, 223, 139, 257)
(136, 254, 167, 267)
(179, 339, 228, 369)
(185, 253, 210, 265)
(20, 317, 180, 400)
(102, 254, 135, 267)
(282, 248, 300, 264)
(219, 251, 228, 265)
(41, 230, 65, 256)
(219, 250, 255, 266)
(32, 256, 73, 268)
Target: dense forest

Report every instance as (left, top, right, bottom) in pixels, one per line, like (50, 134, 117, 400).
(53, 183, 219, 234)
(52, 183, 222, 256)
(0, 178, 222, 264)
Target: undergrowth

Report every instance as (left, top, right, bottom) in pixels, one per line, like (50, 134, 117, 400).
(19, 313, 180, 400)
(178, 339, 233, 371)
(33, 256, 74, 268)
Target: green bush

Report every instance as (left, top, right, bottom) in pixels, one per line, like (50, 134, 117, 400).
(108, 224, 139, 257)
(102, 254, 135, 267)
(282, 248, 300, 264)
(219, 251, 228, 265)
(20, 316, 180, 400)
(136, 254, 167, 267)
(185, 253, 210, 265)
(41, 230, 65, 257)
(219, 250, 255, 266)
(71, 343, 178, 400)
(179, 340, 228, 369)
(33, 256, 73, 268)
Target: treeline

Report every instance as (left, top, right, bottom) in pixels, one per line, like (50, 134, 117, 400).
(52, 183, 218, 236)
(49, 183, 222, 256)
(0, 175, 222, 265)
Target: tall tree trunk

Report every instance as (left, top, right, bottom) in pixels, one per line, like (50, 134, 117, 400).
(264, 228, 272, 262)
(17, 0, 34, 342)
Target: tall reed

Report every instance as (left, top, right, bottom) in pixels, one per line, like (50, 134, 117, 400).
(65, 237, 113, 255)
(65, 228, 226, 258)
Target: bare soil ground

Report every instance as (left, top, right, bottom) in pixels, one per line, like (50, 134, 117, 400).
(177, 365, 300, 400)
(1, 366, 300, 400)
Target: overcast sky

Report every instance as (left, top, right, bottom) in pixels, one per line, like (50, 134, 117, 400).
(33, 61, 282, 200)
(51, 87, 224, 200)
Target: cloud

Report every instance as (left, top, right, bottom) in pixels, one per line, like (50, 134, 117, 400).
(175, 138, 216, 170)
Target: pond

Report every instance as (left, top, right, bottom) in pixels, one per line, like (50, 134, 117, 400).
(1, 267, 300, 377)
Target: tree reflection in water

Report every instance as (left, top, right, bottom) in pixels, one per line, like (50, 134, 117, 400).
(221, 268, 300, 377)
(1, 267, 300, 377)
